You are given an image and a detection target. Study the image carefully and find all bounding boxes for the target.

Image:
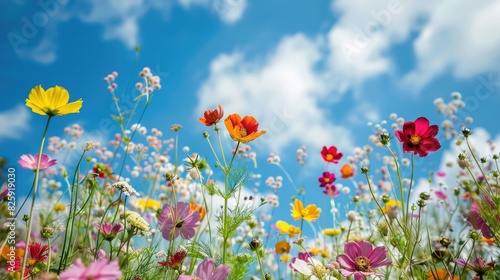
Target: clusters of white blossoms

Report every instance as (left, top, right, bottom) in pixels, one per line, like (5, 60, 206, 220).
(121, 210, 150, 233)
(112, 181, 140, 196)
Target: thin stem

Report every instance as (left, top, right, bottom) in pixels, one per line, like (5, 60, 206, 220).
(21, 116, 51, 278)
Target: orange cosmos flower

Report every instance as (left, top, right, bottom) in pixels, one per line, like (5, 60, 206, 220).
(275, 240, 290, 255)
(427, 269, 458, 280)
(340, 164, 355, 179)
(199, 104, 224, 126)
(224, 114, 266, 143)
(189, 202, 206, 222)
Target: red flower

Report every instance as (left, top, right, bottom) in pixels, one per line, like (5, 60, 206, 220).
(167, 250, 187, 269)
(28, 242, 49, 262)
(318, 171, 336, 187)
(395, 117, 441, 157)
(224, 114, 266, 143)
(321, 146, 343, 163)
(92, 163, 113, 179)
(199, 104, 224, 126)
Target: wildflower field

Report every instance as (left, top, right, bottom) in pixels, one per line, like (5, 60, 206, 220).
(1, 66, 500, 280)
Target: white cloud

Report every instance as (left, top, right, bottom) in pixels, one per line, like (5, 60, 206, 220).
(404, 0, 500, 91)
(196, 34, 355, 156)
(178, 0, 248, 24)
(0, 104, 31, 140)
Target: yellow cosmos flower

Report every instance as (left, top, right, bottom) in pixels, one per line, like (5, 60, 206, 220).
(280, 254, 291, 262)
(138, 198, 161, 211)
(310, 247, 320, 256)
(26, 85, 83, 116)
(275, 220, 301, 237)
(323, 228, 342, 237)
(381, 199, 402, 214)
(290, 199, 320, 222)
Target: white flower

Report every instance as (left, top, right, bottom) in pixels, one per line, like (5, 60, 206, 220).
(291, 257, 337, 280)
(112, 181, 140, 196)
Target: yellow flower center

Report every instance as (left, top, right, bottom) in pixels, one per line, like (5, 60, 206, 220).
(324, 178, 330, 183)
(240, 127, 248, 137)
(355, 256, 371, 272)
(311, 264, 327, 277)
(325, 154, 333, 161)
(409, 134, 421, 145)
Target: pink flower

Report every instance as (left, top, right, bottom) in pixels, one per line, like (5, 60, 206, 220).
(395, 117, 441, 157)
(455, 256, 495, 276)
(323, 185, 340, 197)
(94, 222, 124, 241)
(336, 240, 392, 280)
(434, 191, 447, 200)
(318, 171, 336, 187)
(321, 146, 343, 163)
(467, 200, 492, 238)
(18, 153, 57, 171)
(158, 202, 200, 241)
(59, 258, 122, 280)
(178, 258, 231, 280)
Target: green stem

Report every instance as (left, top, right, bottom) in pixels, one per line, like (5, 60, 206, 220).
(21, 116, 51, 278)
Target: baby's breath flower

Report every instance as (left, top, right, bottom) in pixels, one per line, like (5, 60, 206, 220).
(112, 181, 140, 196)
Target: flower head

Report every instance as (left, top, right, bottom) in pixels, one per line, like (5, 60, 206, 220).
(26, 85, 83, 116)
(427, 269, 459, 280)
(59, 258, 122, 280)
(336, 240, 392, 280)
(168, 250, 188, 270)
(455, 256, 495, 276)
(159, 202, 200, 240)
(275, 240, 291, 255)
(178, 258, 231, 280)
(199, 104, 224, 126)
(291, 257, 337, 280)
(395, 117, 441, 157)
(189, 202, 206, 222)
(290, 199, 320, 222)
(94, 222, 124, 241)
(323, 184, 340, 197)
(224, 113, 266, 143)
(340, 164, 355, 179)
(138, 198, 161, 211)
(275, 220, 301, 237)
(321, 146, 343, 163)
(318, 171, 336, 187)
(18, 154, 56, 171)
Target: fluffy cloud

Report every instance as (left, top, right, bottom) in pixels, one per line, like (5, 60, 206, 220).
(0, 104, 31, 140)
(178, 0, 248, 24)
(196, 34, 355, 155)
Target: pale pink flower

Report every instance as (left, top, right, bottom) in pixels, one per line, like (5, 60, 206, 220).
(59, 258, 122, 280)
(178, 258, 231, 280)
(18, 153, 57, 171)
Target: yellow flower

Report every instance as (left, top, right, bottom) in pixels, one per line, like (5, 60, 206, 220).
(138, 198, 161, 211)
(323, 228, 342, 237)
(310, 247, 320, 256)
(26, 85, 83, 116)
(275, 220, 301, 237)
(280, 254, 291, 262)
(320, 250, 330, 258)
(53, 202, 66, 212)
(381, 199, 402, 214)
(290, 199, 320, 222)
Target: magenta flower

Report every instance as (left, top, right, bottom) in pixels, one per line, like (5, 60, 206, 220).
(395, 117, 441, 157)
(336, 240, 392, 280)
(318, 171, 336, 187)
(0, 188, 8, 200)
(158, 202, 200, 241)
(456, 256, 495, 276)
(18, 153, 57, 171)
(59, 258, 122, 280)
(323, 184, 340, 197)
(178, 258, 231, 280)
(94, 222, 124, 241)
(466, 200, 492, 238)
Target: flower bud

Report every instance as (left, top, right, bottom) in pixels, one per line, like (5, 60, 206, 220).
(381, 194, 390, 203)
(249, 239, 261, 251)
(380, 133, 391, 146)
(360, 167, 370, 174)
(419, 192, 431, 200)
(417, 200, 426, 208)
(439, 237, 451, 248)
(203, 132, 209, 138)
(461, 128, 472, 138)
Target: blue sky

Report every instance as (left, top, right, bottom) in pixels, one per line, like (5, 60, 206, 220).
(2, 0, 500, 238)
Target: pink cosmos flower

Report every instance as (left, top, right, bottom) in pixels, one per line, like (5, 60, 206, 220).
(455, 256, 495, 276)
(434, 191, 447, 200)
(158, 202, 200, 241)
(395, 117, 441, 157)
(178, 258, 231, 280)
(323, 184, 340, 197)
(336, 240, 392, 280)
(467, 200, 492, 238)
(94, 222, 124, 241)
(318, 171, 336, 187)
(59, 258, 122, 280)
(18, 153, 57, 171)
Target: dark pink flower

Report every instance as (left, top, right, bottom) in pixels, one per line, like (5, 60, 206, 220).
(18, 153, 57, 171)
(94, 222, 124, 241)
(321, 146, 343, 163)
(467, 200, 492, 238)
(28, 242, 49, 262)
(337, 240, 392, 280)
(318, 171, 336, 187)
(59, 258, 122, 280)
(456, 256, 495, 276)
(434, 191, 447, 200)
(178, 258, 231, 280)
(323, 185, 340, 197)
(159, 202, 200, 241)
(395, 117, 441, 157)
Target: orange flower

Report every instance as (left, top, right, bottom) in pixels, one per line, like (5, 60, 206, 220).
(427, 269, 458, 280)
(480, 237, 495, 245)
(340, 164, 355, 179)
(189, 202, 206, 222)
(224, 114, 266, 143)
(275, 240, 290, 255)
(199, 104, 224, 126)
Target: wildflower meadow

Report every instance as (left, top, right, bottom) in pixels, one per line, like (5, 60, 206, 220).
(1, 66, 500, 280)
